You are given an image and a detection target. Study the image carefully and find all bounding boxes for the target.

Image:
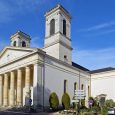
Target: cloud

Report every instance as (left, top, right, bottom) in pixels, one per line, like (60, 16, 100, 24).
(72, 47, 115, 70)
(0, 0, 47, 23)
(78, 21, 115, 32)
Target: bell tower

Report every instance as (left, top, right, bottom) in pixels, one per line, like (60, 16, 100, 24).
(10, 31, 31, 48)
(44, 4, 72, 64)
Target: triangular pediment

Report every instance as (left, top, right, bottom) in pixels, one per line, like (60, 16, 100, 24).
(0, 46, 37, 65)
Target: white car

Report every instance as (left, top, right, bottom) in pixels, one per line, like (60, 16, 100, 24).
(108, 108, 115, 115)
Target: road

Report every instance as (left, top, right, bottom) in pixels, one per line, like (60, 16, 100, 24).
(0, 111, 62, 115)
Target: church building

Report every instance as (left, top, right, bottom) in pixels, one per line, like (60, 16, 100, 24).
(0, 4, 98, 108)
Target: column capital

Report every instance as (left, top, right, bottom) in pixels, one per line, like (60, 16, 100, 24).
(33, 61, 44, 67)
(10, 70, 15, 73)
(17, 68, 22, 70)
(4, 73, 9, 77)
(25, 66, 31, 69)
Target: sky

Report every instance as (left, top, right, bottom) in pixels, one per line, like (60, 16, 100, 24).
(0, 0, 115, 70)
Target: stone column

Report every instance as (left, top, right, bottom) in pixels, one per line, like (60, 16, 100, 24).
(25, 66, 31, 94)
(33, 63, 43, 106)
(33, 63, 39, 106)
(17, 69, 22, 106)
(10, 71, 15, 106)
(0, 75, 3, 106)
(3, 73, 8, 106)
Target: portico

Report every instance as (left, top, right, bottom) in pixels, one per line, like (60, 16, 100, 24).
(0, 46, 45, 107)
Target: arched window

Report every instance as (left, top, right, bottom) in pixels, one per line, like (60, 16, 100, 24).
(64, 80, 67, 93)
(50, 19, 55, 35)
(81, 84, 84, 90)
(63, 19, 66, 36)
(88, 86, 90, 97)
(22, 41, 26, 47)
(74, 82, 77, 91)
(13, 41, 16, 47)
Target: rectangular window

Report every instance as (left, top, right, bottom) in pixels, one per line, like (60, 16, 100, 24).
(64, 80, 67, 93)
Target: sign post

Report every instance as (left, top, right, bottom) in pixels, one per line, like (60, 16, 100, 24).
(71, 90, 86, 113)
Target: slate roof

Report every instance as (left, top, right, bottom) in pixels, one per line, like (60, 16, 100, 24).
(90, 67, 115, 74)
(72, 62, 89, 72)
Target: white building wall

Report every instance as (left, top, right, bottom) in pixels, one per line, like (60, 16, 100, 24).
(59, 44, 72, 64)
(44, 43, 60, 59)
(44, 56, 90, 106)
(91, 71, 115, 101)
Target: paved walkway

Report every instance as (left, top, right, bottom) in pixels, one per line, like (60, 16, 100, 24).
(0, 111, 62, 115)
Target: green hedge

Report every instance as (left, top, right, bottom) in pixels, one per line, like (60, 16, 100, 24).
(62, 93, 70, 110)
(49, 92, 59, 110)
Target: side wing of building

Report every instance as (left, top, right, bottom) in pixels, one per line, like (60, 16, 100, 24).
(91, 68, 115, 101)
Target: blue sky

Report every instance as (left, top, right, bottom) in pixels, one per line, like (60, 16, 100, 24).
(0, 0, 115, 70)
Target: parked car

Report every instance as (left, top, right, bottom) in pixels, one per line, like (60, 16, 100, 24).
(108, 107, 115, 115)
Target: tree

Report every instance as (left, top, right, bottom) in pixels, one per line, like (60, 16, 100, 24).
(105, 99, 115, 108)
(49, 92, 59, 111)
(62, 93, 70, 110)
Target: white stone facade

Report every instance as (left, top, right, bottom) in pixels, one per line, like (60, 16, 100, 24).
(0, 46, 90, 107)
(91, 69, 115, 101)
(0, 4, 91, 108)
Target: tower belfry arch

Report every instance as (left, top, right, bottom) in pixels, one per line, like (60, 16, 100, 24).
(43, 4, 73, 64)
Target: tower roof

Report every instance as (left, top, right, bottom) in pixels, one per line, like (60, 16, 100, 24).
(10, 31, 31, 40)
(45, 4, 71, 19)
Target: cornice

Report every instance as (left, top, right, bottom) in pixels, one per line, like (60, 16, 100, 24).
(45, 53, 90, 76)
(45, 4, 71, 20)
(45, 31, 71, 41)
(0, 48, 46, 68)
(44, 39, 73, 50)
(0, 46, 45, 58)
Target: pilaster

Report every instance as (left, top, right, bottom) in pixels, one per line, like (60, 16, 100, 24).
(0, 75, 3, 106)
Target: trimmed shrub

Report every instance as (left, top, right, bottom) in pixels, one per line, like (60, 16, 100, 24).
(49, 92, 59, 110)
(62, 93, 70, 110)
(81, 99, 85, 107)
(72, 96, 78, 110)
